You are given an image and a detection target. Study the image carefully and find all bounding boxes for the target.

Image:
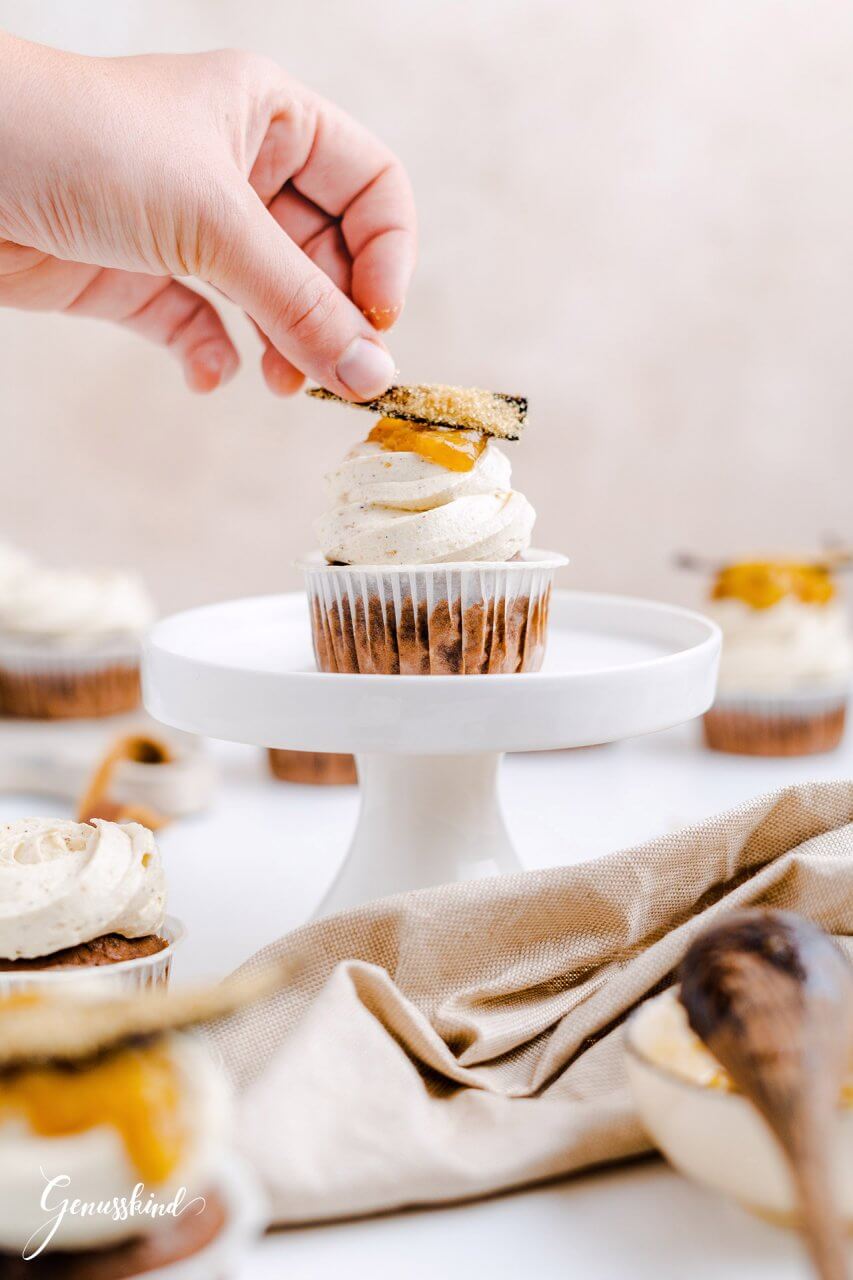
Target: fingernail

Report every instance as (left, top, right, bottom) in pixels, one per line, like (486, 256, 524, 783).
(336, 338, 396, 400)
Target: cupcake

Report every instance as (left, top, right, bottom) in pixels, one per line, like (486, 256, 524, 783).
(703, 559, 853, 756)
(303, 384, 566, 674)
(0, 551, 155, 719)
(0, 818, 180, 994)
(0, 981, 270, 1276)
(267, 749, 357, 785)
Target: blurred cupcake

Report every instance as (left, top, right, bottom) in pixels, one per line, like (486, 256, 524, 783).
(0, 818, 180, 994)
(0, 982, 269, 1275)
(703, 559, 853, 756)
(0, 551, 154, 719)
(267, 749, 357, 784)
(303, 386, 566, 674)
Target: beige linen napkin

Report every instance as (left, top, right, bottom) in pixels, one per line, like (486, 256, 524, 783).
(207, 780, 853, 1224)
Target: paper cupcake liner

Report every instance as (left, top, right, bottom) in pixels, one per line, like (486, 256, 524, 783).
(0, 916, 185, 999)
(301, 550, 568, 675)
(704, 687, 849, 756)
(268, 749, 358, 785)
(0, 632, 143, 719)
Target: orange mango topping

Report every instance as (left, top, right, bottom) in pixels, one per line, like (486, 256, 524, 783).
(0, 1043, 186, 1184)
(368, 417, 487, 473)
(712, 561, 836, 610)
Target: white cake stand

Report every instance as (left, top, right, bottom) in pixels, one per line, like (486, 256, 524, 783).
(143, 591, 720, 915)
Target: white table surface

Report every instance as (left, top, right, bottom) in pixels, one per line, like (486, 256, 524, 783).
(1, 715, 851, 1279)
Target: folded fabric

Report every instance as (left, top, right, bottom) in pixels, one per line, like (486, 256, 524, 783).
(206, 780, 853, 1223)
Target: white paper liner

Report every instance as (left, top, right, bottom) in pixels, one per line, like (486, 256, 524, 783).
(711, 684, 850, 720)
(0, 630, 144, 674)
(300, 549, 568, 675)
(0, 631, 144, 718)
(0, 916, 185, 999)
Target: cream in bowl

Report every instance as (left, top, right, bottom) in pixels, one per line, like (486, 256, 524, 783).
(625, 988, 853, 1224)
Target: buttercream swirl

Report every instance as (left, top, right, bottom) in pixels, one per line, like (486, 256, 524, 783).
(316, 438, 535, 564)
(0, 565, 154, 643)
(0, 818, 166, 960)
(710, 597, 853, 694)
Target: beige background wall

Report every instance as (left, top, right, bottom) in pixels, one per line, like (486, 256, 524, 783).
(0, 0, 851, 614)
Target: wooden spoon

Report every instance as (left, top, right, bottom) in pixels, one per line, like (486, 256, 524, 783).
(679, 910, 853, 1280)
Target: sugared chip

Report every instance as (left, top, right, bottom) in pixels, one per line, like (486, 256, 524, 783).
(307, 383, 527, 440)
(0, 958, 295, 1070)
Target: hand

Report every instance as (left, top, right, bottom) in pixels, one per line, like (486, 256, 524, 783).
(0, 34, 417, 397)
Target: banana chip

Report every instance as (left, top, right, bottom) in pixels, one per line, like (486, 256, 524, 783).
(307, 383, 527, 440)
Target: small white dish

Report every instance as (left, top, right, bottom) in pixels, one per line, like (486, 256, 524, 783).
(625, 989, 853, 1225)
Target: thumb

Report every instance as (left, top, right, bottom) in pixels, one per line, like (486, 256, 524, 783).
(210, 189, 396, 400)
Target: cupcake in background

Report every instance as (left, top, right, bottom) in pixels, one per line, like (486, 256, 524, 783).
(0, 545, 154, 718)
(303, 384, 567, 675)
(0, 817, 181, 994)
(0, 976, 271, 1275)
(702, 557, 853, 756)
(267, 749, 357, 785)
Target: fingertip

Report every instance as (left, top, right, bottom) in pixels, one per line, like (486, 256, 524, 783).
(351, 227, 416, 336)
(335, 336, 396, 401)
(362, 302, 403, 333)
(186, 343, 240, 393)
(262, 347, 306, 397)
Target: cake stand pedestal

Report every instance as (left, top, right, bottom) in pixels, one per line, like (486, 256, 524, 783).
(143, 591, 720, 916)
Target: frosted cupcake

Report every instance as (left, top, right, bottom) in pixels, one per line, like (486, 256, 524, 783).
(0, 818, 180, 993)
(267, 749, 357, 784)
(0, 983, 268, 1276)
(0, 553, 154, 718)
(303, 385, 566, 674)
(703, 559, 853, 755)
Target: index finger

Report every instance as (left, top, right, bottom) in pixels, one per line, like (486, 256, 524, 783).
(261, 87, 417, 328)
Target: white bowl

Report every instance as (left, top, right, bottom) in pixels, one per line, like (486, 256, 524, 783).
(625, 989, 853, 1224)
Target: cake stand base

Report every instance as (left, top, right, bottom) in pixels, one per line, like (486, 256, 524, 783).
(143, 589, 720, 916)
(318, 752, 517, 916)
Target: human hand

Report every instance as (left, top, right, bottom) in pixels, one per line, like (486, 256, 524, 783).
(0, 33, 416, 397)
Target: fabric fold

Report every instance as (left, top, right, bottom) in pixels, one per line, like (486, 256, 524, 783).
(205, 780, 853, 1223)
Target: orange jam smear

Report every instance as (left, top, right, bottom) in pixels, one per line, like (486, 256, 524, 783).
(0, 1043, 186, 1184)
(367, 417, 487, 473)
(712, 561, 836, 610)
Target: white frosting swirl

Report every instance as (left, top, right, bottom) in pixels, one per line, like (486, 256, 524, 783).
(0, 818, 166, 960)
(316, 438, 535, 564)
(710, 598, 853, 694)
(0, 565, 154, 644)
(0, 1034, 230, 1251)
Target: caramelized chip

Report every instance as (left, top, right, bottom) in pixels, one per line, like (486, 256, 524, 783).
(307, 383, 527, 440)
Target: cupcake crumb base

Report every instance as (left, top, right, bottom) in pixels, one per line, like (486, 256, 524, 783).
(311, 591, 551, 675)
(0, 664, 141, 719)
(268, 749, 357, 785)
(0, 934, 168, 972)
(703, 704, 846, 756)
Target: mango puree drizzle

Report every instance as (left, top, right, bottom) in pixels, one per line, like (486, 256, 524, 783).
(712, 561, 836, 609)
(0, 1043, 186, 1184)
(368, 417, 487, 473)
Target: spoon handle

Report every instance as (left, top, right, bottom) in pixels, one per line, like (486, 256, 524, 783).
(786, 1114, 849, 1280)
